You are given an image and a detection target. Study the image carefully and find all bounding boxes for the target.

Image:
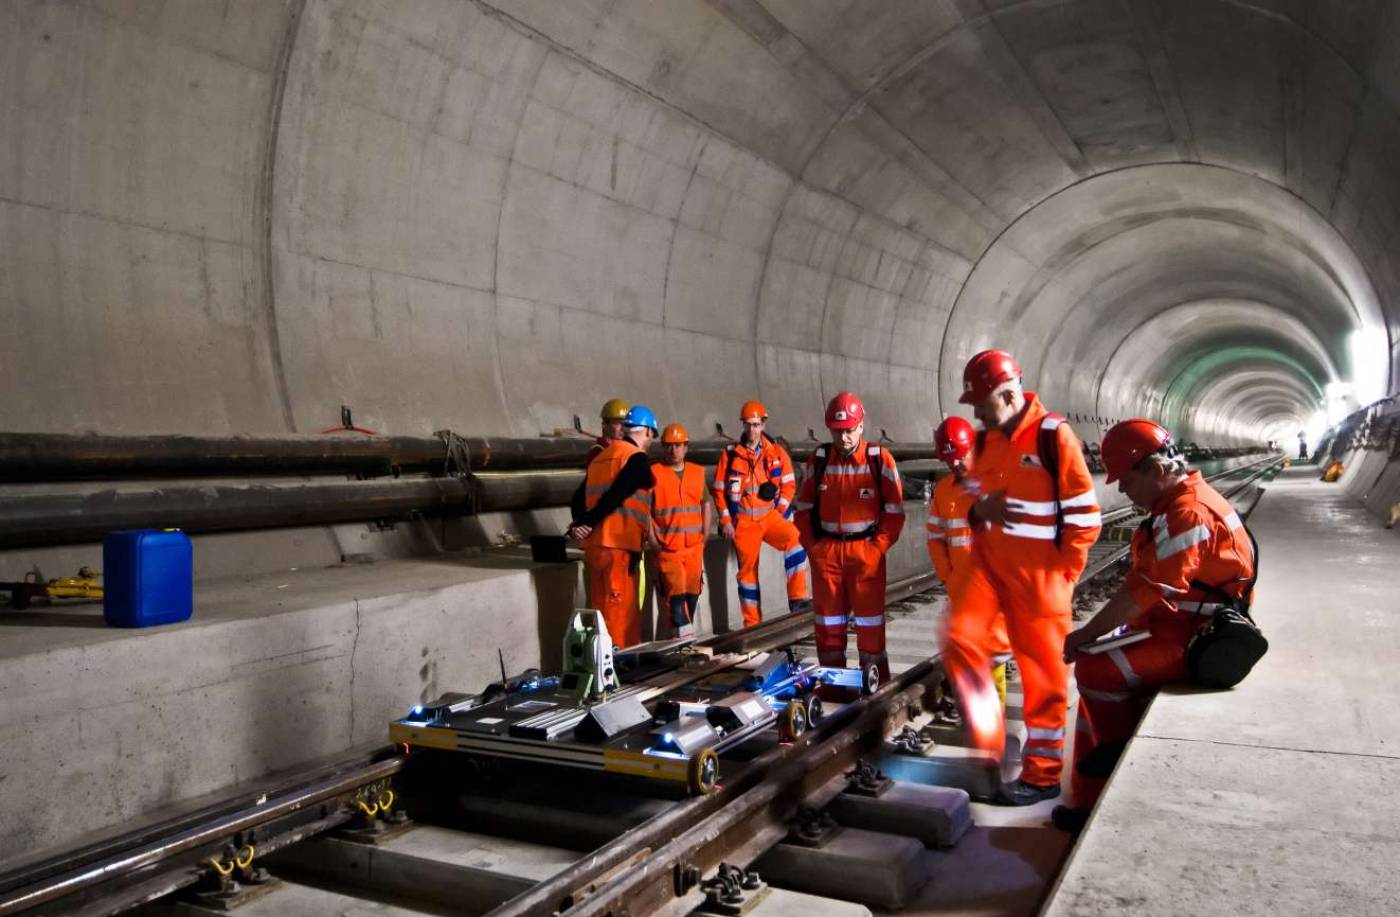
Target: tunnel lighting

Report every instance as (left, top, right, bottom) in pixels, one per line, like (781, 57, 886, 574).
(1303, 409, 1329, 447)
(1349, 329, 1391, 406)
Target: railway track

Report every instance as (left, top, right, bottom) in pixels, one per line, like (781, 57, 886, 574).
(0, 455, 1284, 917)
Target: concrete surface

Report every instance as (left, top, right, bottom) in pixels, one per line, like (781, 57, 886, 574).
(827, 782, 973, 848)
(756, 827, 930, 910)
(1044, 469, 1400, 915)
(0, 553, 576, 867)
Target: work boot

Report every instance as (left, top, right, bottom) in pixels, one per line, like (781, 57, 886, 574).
(1051, 805, 1090, 835)
(995, 779, 1061, 807)
(1075, 741, 1127, 779)
(788, 598, 814, 615)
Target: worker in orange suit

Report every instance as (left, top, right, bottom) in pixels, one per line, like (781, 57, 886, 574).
(929, 417, 1012, 706)
(712, 400, 811, 627)
(1053, 419, 1256, 833)
(567, 405, 657, 648)
(795, 392, 905, 683)
(943, 350, 1102, 806)
(650, 423, 713, 639)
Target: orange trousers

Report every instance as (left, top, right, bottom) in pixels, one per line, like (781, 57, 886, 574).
(1071, 615, 1194, 808)
(944, 558, 1074, 785)
(656, 543, 704, 637)
(585, 546, 641, 648)
(810, 539, 888, 679)
(734, 513, 810, 627)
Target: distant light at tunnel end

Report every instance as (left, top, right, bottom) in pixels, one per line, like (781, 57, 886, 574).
(1349, 328, 1391, 408)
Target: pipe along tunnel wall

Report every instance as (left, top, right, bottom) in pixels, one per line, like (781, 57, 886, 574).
(3, 0, 1400, 866)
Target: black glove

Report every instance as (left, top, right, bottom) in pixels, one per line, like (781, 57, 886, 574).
(757, 481, 778, 501)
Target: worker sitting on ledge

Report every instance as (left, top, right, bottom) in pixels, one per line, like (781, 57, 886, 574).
(1055, 419, 1257, 834)
(568, 406, 658, 648)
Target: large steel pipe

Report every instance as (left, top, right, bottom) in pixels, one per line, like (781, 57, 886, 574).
(0, 431, 942, 482)
(0, 471, 582, 549)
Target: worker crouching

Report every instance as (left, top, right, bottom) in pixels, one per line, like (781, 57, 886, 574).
(943, 350, 1102, 806)
(795, 393, 905, 683)
(568, 406, 658, 648)
(712, 401, 811, 626)
(1054, 419, 1258, 833)
(650, 424, 714, 639)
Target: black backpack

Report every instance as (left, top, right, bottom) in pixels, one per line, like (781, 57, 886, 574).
(1185, 522, 1267, 689)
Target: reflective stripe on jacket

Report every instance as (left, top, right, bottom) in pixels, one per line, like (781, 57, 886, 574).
(795, 441, 905, 546)
(711, 438, 797, 524)
(652, 462, 708, 549)
(928, 473, 975, 584)
(585, 439, 652, 551)
(965, 393, 1101, 578)
(1125, 470, 1255, 620)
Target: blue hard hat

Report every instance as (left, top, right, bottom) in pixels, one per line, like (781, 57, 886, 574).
(624, 404, 659, 433)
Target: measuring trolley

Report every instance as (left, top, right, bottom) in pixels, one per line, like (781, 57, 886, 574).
(389, 611, 874, 795)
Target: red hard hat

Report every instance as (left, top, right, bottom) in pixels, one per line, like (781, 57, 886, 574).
(959, 349, 1023, 404)
(739, 400, 768, 422)
(935, 417, 975, 462)
(825, 392, 865, 431)
(1102, 419, 1173, 483)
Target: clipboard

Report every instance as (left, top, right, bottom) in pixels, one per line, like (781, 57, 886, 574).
(1079, 629, 1151, 655)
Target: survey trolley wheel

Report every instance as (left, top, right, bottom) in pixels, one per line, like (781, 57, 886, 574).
(688, 747, 720, 796)
(862, 663, 882, 696)
(778, 699, 809, 743)
(802, 692, 824, 727)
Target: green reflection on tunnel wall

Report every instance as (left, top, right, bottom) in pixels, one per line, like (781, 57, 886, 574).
(1159, 346, 1325, 435)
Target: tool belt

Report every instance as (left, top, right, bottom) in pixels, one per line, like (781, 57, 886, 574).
(816, 525, 879, 542)
(1184, 526, 1266, 689)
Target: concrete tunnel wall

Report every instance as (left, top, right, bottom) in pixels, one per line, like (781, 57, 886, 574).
(6, 0, 1399, 449)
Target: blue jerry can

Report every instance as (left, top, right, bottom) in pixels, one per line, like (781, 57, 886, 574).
(102, 529, 194, 628)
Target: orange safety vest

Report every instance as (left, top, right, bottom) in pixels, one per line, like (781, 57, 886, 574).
(1125, 471, 1255, 621)
(652, 463, 707, 549)
(796, 441, 905, 542)
(584, 438, 652, 551)
(965, 393, 1100, 574)
(927, 472, 976, 584)
(712, 437, 797, 524)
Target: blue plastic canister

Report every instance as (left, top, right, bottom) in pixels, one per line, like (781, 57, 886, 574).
(102, 529, 194, 627)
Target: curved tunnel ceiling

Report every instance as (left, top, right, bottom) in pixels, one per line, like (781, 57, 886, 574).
(2, 0, 1398, 448)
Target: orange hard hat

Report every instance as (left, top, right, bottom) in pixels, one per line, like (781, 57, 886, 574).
(959, 349, 1023, 404)
(935, 417, 975, 462)
(1102, 419, 1173, 483)
(661, 423, 689, 444)
(825, 392, 865, 431)
(739, 400, 768, 422)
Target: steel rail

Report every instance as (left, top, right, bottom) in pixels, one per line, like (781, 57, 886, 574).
(0, 758, 403, 916)
(485, 657, 941, 917)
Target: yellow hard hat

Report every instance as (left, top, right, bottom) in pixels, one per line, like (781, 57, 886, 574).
(600, 398, 629, 422)
(661, 423, 689, 444)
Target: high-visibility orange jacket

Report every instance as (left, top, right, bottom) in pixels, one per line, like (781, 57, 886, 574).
(966, 393, 1101, 579)
(1125, 470, 1255, 622)
(712, 436, 797, 525)
(583, 438, 654, 552)
(794, 441, 905, 550)
(651, 463, 708, 550)
(927, 472, 976, 585)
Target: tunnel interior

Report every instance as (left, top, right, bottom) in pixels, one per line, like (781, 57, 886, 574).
(3, 0, 1397, 456)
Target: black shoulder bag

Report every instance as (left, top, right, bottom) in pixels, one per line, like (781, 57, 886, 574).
(1185, 523, 1268, 689)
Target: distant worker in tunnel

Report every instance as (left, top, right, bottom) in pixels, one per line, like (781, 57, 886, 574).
(712, 400, 811, 626)
(1055, 419, 1256, 833)
(1297, 429, 1309, 461)
(943, 350, 1102, 806)
(650, 423, 714, 639)
(796, 393, 905, 682)
(588, 398, 631, 466)
(929, 416, 1013, 707)
(567, 405, 658, 648)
